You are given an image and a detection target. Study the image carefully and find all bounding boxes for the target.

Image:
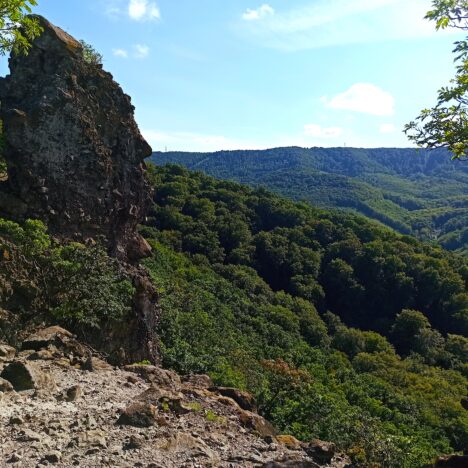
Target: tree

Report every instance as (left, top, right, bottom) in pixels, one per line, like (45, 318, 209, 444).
(405, 0, 468, 159)
(0, 0, 42, 55)
(80, 39, 103, 65)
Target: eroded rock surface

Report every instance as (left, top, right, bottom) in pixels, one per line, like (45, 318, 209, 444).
(0, 16, 160, 363)
(0, 15, 152, 262)
(0, 329, 351, 467)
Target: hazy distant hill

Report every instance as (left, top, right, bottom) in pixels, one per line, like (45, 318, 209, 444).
(152, 147, 468, 254)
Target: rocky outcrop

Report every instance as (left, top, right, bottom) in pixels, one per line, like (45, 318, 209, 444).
(0, 15, 152, 262)
(0, 16, 160, 363)
(0, 328, 351, 467)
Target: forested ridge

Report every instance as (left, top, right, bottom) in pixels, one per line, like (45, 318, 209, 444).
(152, 147, 468, 255)
(136, 163, 468, 466)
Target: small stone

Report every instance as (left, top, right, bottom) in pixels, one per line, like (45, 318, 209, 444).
(65, 384, 82, 401)
(117, 402, 158, 427)
(183, 374, 213, 389)
(27, 349, 54, 361)
(123, 435, 143, 450)
(238, 410, 277, 438)
(18, 428, 42, 442)
(0, 377, 14, 392)
(6, 453, 21, 464)
(210, 387, 256, 411)
(304, 439, 336, 464)
(43, 451, 61, 464)
(75, 430, 108, 449)
(0, 344, 16, 361)
(275, 435, 302, 450)
(9, 416, 23, 425)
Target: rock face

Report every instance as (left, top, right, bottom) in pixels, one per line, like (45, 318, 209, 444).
(0, 15, 152, 262)
(0, 16, 160, 363)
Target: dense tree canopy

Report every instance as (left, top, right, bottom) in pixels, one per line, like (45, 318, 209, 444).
(140, 163, 468, 466)
(405, 0, 468, 159)
(152, 147, 468, 255)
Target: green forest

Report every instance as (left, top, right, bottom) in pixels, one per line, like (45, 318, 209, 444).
(139, 164, 467, 466)
(152, 147, 468, 255)
(1, 162, 467, 466)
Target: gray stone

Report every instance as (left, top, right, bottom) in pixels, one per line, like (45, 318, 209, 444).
(22, 326, 72, 351)
(0, 376, 14, 392)
(75, 430, 108, 449)
(0, 361, 56, 392)
(0, 344, 16, 361)
(117, 402, 158, 427)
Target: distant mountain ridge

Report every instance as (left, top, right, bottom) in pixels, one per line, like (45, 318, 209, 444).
(151, 146, 468, 254)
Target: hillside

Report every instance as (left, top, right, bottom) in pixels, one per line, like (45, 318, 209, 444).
(0, 13, 467, 468)
(138, 163, 468, 467)
(152, 147, 468, 255)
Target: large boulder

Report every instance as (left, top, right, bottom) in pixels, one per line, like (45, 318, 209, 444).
(0, 15, 152, 262)
(0, 361, 56, 392)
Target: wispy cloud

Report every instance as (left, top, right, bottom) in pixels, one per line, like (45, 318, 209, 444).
(113, 48, 128, 58)
(323, 83, 395, 116)
(242, 4, 275, 21)
(112, 44, 150, 59)
(134, 44, 150, 58)
(128, 0, 160, 21)
(304, 124, 343, 138)
(238, 0, 457, 51)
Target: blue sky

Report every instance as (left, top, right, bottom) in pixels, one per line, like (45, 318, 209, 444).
(2, 0, 464, 151)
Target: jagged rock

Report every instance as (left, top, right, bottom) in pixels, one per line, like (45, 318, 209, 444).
(304, 439, 336, 464)
(75, 430, 108, 449)
(263, 460, 320, 468)
(0, 16, 152, 262)
(9, 416, 23, 425)
(42, 452, 61, 464)
(27, 349, 55, 361)
(65, 384, 82, 401)
(183, 374, 213, 389)
(0, 343, 16, 362)
(117, 402, 158, 427)
(123, 435, 143, 450)
(0, 361, 56, 392)
(137, 385, 190, 415)
(275, 435, 303, 450)
(124, 364, 181, 390)
(0, 16, 160, 364)
(160, 432, 218, 461)
(210, 386, 256, 411)
(18, 428, 42, 442)
(21, 326, 72, 351)
(0, 376, 14, 392)
(238, 409, 277, 438)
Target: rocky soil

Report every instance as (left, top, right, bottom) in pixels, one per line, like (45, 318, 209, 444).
(0, 327, 351, 468)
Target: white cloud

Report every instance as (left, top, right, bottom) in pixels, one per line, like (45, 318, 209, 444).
(113, 48, 128, 58)
(128, 0, 160, 21)
(242, 4, 275, 21)
(238, 0, 457, 51)
(380, 123, 396, 133)
(323, 83, 395, 116)
(134, 44, 150, 59)
(304, 124, 343, 138)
